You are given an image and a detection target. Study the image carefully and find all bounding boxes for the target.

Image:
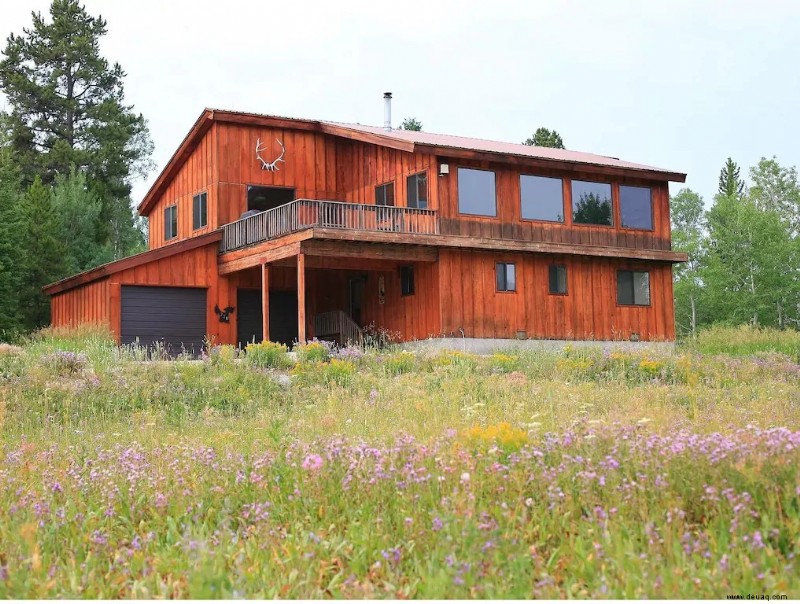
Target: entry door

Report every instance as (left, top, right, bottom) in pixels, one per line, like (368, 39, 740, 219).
(236, 289, 262, 348)
(349, 277, 366, 326)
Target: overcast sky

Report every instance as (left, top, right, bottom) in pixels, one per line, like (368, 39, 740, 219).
(3, 0, 799, 207)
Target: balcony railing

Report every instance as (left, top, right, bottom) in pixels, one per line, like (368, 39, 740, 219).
(220, 199, 439, 253)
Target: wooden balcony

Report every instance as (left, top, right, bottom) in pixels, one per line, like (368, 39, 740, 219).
(220, 199, 439, 253)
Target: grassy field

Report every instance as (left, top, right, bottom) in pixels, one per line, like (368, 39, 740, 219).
(1, 326, 799, 598)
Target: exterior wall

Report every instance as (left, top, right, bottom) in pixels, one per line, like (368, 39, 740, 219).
(437, 158, 672, 252)
(438, 249, 675, 341)
(51, 278, 111, 330)
(147, 126, 218, 248)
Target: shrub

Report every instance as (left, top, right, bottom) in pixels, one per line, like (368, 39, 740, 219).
(295, 340, 332, 363)
(245, 341, 290, 369)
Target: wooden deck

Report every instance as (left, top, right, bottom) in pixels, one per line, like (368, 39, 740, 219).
(220, 199, 439, 253)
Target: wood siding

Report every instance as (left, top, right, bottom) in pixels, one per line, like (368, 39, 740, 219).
(438, 249, 675, 341)
(51, 278, 110, 329)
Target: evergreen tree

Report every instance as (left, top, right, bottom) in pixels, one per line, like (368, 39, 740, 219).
(523, 128, 565, 149)
(670, 188, 706, 336)
(573, 193, 612, 225)
(0, 147, 23, 338)
(52, 166, 105, 274)
(17, 176, 68, 330)
(718, 157, 745, 199)
(399, 117, 422, 131)
(0, 0, 153, 259)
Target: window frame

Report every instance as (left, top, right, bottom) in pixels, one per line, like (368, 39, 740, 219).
(616, 269, 651, 307)
(192, 191, 208, 231)
(495, 262, 517, 293)
(406, 171, 428, 209)
(548, 264, 568, 296)
(457, 167, 498, 218)
(570, 179, 614, 228)
(520, 174, 566, 223)
(619, 185, 654, 231)
(400, 265, 415, 296)
(375, 181, 395, 207)
(164, 204, 178, 241)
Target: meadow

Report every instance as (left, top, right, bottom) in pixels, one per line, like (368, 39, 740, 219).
(0, 325, 799, 598)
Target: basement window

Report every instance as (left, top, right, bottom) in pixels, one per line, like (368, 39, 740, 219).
(164, 205, 178, 241)
(548, 265, 567, 295)
(617, 270, 651, 306)
(400, 266, 415, 296)
(496, 262, 516, 292)
(192, 192, 208, 230)
(406, 172, 428, 209)
(376, 182, 395, 206)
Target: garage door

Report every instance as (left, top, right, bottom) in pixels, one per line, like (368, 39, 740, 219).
(121, 286, 207, 356)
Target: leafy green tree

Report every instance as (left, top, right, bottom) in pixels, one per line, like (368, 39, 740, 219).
(523, 128, 565, 149)
(0, 147, 23, 338)
(573, 193, 611, 225)
(17, 176, 68, 330)
(670, 188, 706, 336)
(399, 117, 423, 131)
(748, 157, 800, 234)
(0, 0, 153, 258)
(701, 194, 794, 327)
(718, 157, 745, 199)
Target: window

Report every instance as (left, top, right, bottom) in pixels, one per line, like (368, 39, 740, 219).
(572, 180, 613, 226)
(400, 266, 415, 296)
(376, 182, 395, 206)
(617, 270, 651, 306)
(548, 265, 567, 295)
(620, 185, 653, 230)
(496, 262, 516, 292)
(458, 168, 497, 216)
(521, 175, 564, 222)
(192, 192, 207, 230)
(164, 205, 177, 241)
(406, 172, 428, 209)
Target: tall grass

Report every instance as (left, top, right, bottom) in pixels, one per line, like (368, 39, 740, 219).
(683, 324, 800, 360)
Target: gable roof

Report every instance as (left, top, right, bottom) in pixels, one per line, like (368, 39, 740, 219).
(137, 108, 686, 215)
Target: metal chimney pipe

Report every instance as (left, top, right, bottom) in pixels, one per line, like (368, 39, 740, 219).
(383, 92, 392, 131)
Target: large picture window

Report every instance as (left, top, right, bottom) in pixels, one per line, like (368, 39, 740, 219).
(406, 172, 428, 209)
(164, 205, 177, 241)
(521, 175, 564, 222)
(192, 192, 207, 230)
(572, 180, 613, 226)
(458, 168, 497, 216)
(620, 185, 653, 230)
(617, 270, 650, 306)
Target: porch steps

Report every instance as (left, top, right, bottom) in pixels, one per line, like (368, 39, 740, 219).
(314, 310, 363, 346)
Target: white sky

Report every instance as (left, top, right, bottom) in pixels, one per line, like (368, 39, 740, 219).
(2, 0, 800, 207)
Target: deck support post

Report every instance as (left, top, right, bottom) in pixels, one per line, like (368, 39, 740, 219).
(297, 252, 306, 343)
(261, 262, 270, 342)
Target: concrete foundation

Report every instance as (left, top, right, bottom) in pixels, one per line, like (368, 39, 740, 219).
(401, 337, 675, 355)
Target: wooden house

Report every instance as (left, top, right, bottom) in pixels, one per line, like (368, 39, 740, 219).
(44, 99, 687, 353)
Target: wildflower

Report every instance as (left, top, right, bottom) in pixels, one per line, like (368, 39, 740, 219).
(302, 454, 324, 471)
(50, 482, 63, 494)
(460, 472, 470, 484)
(432, 517, 443, 531)
(524, 497, 534, 507)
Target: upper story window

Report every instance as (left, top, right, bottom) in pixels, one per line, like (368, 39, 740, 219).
(620, 185, 653, 230)
(376, 182, 395, 206)
(400, 266, 415, 296)
(458, 168, 497, 217)
(521, 175, 564, 222)
(247, 186, 295, 213)
(192, 192, 208, 230)
(548, 265, 568, 295)
(617, 270, 650, 306)
(406, 172, 428, 209)
(572, 180, 612, 226)
(164, 205, 177, 241)
(496, 262, 516, 292)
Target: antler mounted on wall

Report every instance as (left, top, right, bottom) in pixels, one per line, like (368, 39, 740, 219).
(255, 138, 286, 172)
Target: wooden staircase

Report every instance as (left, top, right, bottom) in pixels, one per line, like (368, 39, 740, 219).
(313, 310, 363, 346)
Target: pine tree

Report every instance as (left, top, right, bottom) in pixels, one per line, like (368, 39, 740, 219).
(718, 158, 745, 199)
(0, 0, 153, 259)
(399, 117, 422, 131)
(0, 147, 23, 338)
(17, 176, 68, 330)
(51, 166, 104, 274)
(523, 128, 565, 149)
